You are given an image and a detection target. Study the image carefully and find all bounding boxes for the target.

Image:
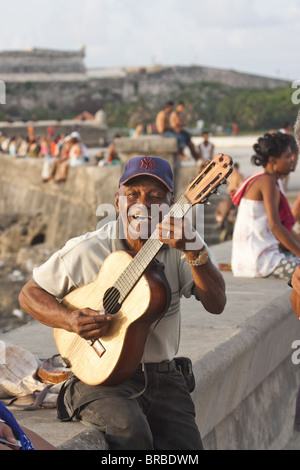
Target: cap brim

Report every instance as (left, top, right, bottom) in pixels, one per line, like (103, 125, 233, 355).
(120, 172, 173, 192)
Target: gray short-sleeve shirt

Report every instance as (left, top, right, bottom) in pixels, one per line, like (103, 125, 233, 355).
(33, 220, 210, 363)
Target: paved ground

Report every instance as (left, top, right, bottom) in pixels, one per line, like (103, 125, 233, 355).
(2, 240, 299, 449)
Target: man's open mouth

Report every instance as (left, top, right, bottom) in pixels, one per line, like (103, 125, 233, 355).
(131, 214, 153, 221)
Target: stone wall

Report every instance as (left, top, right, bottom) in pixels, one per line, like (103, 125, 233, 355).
(195, 291, 300, 450)
(0, 48, 85, 74)
(0, 134, 223, 248)
(0, 147, 206, 249)
(0, 63, 289, 122)
(0, 155, 118, 248)
(134, 65, 289, 97)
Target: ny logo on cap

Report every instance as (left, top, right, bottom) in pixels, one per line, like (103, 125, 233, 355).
(140, 157, 156, 171)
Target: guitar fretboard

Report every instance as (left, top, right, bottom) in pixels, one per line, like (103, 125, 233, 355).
(114, 194, 191, 303)
(102, 153, 233, 314)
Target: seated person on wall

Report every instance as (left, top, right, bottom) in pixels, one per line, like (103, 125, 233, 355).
(169, 102, 201, 162)
(19, 155, 226, 451)
(155, 100, 174, 136)
(198, 132, 215, 169)
(43, 137, 85, 183)
(106, 134, 121, 165)
(231, 132, 300, 279)
(133, 123, 144, 137)
(43, 136, 72, 183)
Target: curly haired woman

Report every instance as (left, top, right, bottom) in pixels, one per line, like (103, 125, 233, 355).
(231, 132, 300, 279)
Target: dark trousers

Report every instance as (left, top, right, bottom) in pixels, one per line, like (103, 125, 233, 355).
(57, 362, 203, 451)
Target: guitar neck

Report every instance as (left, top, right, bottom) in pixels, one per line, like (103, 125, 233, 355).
(102, 153, 233, 312)
(115, 194, 191, 301)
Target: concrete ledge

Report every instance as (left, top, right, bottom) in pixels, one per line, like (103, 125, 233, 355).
(0, 155, 122, 247)
(115, 135, 178, 157)
(0, 154, 200, 247)
(194, 291, 300, 449)
(4, 269, 300, 449)
(58, 428, 109, 450)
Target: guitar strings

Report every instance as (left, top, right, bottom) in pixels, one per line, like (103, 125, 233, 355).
(102, 196, 189, 314)
(103, 160, 233, 314)
(102, 168, 227, 314)
(102, 159, 232, 312)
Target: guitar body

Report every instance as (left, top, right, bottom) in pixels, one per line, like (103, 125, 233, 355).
(53, 251, 171, 386)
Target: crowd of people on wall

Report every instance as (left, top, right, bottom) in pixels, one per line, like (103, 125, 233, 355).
(155, 100, 210, 166)
(0, 101, 216, 184)
(0, 127, 122, 183)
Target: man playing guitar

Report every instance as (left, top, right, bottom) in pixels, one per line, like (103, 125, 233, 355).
(19, 155, 227, 450)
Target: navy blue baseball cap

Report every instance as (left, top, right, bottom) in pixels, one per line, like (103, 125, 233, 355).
(119, 156, 174, 193)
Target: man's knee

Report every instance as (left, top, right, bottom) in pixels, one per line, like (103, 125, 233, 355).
(80, 397, 153, 450)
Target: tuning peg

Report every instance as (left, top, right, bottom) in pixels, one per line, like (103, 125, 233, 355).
(205, 200, 212, 206)
(212, 189, 221, 196)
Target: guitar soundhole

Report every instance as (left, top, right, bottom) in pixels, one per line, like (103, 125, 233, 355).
(103, 287, 122, 314)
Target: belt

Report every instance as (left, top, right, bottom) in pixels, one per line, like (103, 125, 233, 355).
(137, 360, 176, 373)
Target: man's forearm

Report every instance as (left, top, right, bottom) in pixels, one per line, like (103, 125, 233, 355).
(19, 280, 71, 330)
(190, 261, 226, 314)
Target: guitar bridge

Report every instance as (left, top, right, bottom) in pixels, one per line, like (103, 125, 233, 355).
(90, 339, 106, 358)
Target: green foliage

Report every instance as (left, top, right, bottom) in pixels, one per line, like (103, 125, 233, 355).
(214, 86, 299, 131)
(0, 79, 298, 133)
(103, 82, 299, 132)
(104, 95, 154, 128)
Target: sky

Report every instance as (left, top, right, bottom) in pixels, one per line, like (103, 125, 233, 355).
(0, 0, 300, 80)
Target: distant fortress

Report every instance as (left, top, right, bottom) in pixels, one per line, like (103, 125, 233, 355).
(0, 46, 290, 123)
(0, 46, 86, 76)
(0, 46, 289, 89)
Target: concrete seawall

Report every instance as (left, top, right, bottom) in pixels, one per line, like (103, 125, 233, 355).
(0, 155, 119, 248)
(1, 151, 300, 449)
(0, 149, 200, 248)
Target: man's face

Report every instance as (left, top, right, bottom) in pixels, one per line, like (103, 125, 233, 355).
(115, 176, 173, 242)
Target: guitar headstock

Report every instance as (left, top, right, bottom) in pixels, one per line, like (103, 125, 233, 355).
(184, 153, 233, 206)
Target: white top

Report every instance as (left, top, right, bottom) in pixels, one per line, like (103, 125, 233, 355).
(199, 142, 213, 161)
(33, 220, 215, 363)
(231, 198, 285, 277)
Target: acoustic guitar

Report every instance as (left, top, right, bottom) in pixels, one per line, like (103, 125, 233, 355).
(53, 153, 233, 386)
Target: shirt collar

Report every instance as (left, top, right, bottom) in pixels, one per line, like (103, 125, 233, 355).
(112, 218, 168, 252)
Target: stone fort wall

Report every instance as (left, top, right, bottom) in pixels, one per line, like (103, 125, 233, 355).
(0, 47, 86, 74)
